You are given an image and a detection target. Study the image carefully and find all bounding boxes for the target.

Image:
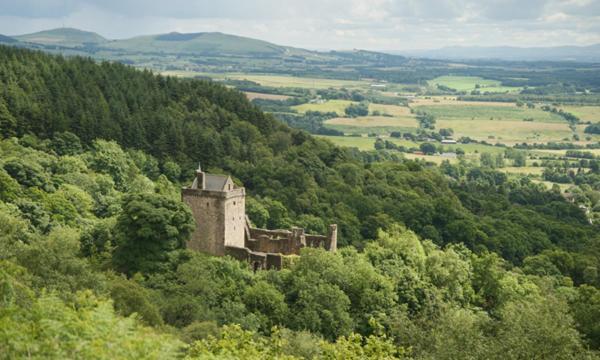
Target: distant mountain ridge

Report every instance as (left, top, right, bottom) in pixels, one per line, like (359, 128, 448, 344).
(10, 28, 330, 61)
(7, 27, 600, 63)
(15, 28, 107, 47)
(104, 31, 309, 57)
(393, 44, 600, 62)
(0, 34, 17, 43)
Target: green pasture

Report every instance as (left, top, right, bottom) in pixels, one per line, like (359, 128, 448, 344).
(325, 116, 417, 127)
(532, 148, 600, 157)
(409, 103, 577, 144)
(292, 100, 355, 115)
(316, 135, 507, 156)
(429, 75, 522, 93)
(316, 135, 379, 151)
(324, 115, 417, 135)
(167, 71, 370, 89)
(500, 166, 545, 176)
(436, 119, 573, 144)
(404, 153, 459, 164)
(412, 105, 565, 123)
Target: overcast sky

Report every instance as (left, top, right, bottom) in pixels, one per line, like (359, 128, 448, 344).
(1, 0, 599, 50)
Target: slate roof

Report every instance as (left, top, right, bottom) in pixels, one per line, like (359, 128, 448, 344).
(205, 174, 229, 191)
(191, 173, 231, 191)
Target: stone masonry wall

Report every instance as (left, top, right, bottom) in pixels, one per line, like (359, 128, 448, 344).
(223, 192, 245, 249)
(182, 189, 226, 256)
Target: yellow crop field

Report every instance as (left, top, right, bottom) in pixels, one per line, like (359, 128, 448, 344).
(559, 105, 600, 122)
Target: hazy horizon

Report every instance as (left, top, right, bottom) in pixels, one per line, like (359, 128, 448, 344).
(1, 0, 599, 51)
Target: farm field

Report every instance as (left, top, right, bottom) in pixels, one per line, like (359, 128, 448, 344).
(324, 116, 417, 135)
(325, 116, 417, 128)
(412, 104, 565, 123)
(303, 97, 600, 145)
(292, 100, 355, 115)
(441, 143, 506, 154)
(369, 103, 412, 116)
(436, 119, 573, 144)
(294, 102, 413, 118)
(532, 148, 600, 157)
(244, 91, 291, 101)
(428, 75, 522, 93)
(189, 72, 369, 89)
(315, 135, 379, 151)
(410, 96, 515, 107)
(408, 102, 584, 144)
(404, 153, 459, 164)
(500, 166, 545, 176)
(317, 135, 507, 155)
(559, 105, 600, 122)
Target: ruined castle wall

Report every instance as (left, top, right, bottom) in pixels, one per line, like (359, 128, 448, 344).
(247, 236, 297, 254)
(246, 226, 337, 254)
(248, 228, 292, 238)
(305, 235, 328, 249)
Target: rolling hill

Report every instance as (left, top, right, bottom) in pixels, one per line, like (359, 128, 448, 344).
(8, 27, 600, 63)
(105, 31, 310, 57)
(0, 34, 17, 43)
(15, 27, 107, 47)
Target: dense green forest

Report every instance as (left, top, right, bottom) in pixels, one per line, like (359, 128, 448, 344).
(1, 46, 600, 358)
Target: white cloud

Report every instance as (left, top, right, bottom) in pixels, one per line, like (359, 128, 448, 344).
(0, 0, 599, 50)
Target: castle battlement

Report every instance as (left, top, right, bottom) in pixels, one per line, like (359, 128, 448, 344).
(182, 165, 337, 270)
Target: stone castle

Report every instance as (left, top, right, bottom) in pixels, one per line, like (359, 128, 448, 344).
(182, 165, 337, 269)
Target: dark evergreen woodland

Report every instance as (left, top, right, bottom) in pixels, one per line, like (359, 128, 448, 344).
(1, 46, 599, 358)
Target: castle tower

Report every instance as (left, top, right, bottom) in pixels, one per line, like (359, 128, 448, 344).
(182, 164, 246, 255)
(328, 224, 338, 252)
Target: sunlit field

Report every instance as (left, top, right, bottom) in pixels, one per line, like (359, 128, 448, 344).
(428, 75, 523, 93)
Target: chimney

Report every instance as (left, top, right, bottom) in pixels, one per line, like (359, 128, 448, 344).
(196, 163, 205, 190)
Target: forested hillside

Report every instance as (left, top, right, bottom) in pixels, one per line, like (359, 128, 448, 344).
(1, 46, 600, 358)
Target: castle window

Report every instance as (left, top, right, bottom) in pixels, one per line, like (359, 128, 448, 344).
(233, 201, 236, 205)
(206, 202, 210, 207)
